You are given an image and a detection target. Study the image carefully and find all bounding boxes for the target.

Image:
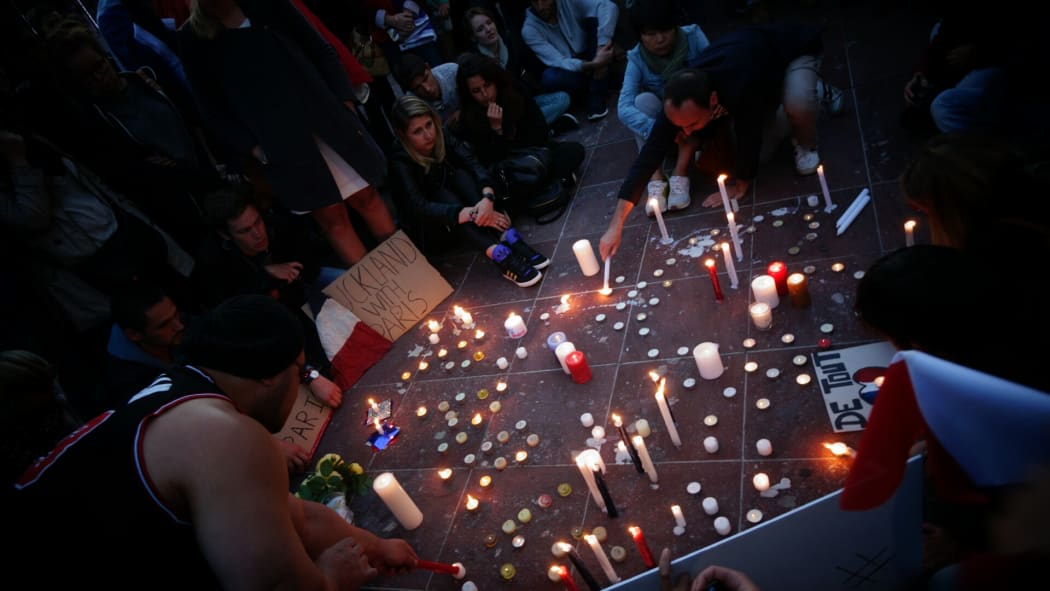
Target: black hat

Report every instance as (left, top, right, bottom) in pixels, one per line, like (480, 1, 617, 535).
(179, 295, 304, 379)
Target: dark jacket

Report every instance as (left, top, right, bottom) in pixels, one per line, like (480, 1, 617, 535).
(457, 81, 551, 166)
(618, 24, 824, 205)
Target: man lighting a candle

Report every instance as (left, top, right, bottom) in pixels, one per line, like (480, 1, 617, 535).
(599, 23, 844, 260)
(12, 295, 417, 589)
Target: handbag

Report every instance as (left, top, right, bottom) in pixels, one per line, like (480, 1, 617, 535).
(495, 146, 552, 191)
(350, 28, 390, 77)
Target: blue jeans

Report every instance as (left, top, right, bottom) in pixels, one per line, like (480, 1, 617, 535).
(537, 18, 607, 114)
(534, 91, 571, 124)
(930, 67, 1007, 134)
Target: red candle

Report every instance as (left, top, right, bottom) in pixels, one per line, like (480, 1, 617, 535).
(565, 350, 592, 384)
(417, 560, 462, 577)
(703, 259, 724, 301)
(767, 261, 789, 296)
(554, 565, 580, 591)
(628, 525, 656, 568)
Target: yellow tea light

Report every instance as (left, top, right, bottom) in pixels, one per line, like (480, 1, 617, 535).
(479, 475, 492, 488)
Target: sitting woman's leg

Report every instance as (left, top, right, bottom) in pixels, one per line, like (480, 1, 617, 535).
(311, 202, 367, 266)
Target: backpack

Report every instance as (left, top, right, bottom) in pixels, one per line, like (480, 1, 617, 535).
(494, 147, 572, 224)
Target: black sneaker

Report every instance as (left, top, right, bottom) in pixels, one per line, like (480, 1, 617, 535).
(492, 244, 542, 287)
(550, 113, 579, 135)
(501, 228, 550, 270)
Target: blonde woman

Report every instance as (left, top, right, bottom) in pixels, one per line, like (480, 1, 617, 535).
(179, 0, 395, 266)
(388, 96, 548, 287)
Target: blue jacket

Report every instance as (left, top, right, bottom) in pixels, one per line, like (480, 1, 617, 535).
(617, 25, 710, 138)
(521, 0, 618, 72)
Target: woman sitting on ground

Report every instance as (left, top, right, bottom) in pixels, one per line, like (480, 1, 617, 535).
(388, 95, 548, 287)
(455, 54, 585, 198)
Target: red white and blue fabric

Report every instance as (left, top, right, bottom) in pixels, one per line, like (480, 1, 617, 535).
(842, 350, 1050, 511)
(315, 298, 392, 391)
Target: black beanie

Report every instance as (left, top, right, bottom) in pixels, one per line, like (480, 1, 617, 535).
(179, 295, 304, 379)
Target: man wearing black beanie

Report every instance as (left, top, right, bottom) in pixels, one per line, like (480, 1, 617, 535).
(13, 295, 417, 589)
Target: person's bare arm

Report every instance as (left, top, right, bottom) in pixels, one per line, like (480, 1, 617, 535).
(143, 398, 371, 590)
(599, 199, 635, 260)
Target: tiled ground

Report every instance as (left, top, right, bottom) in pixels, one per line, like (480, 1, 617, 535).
(316, 2, 939, 589)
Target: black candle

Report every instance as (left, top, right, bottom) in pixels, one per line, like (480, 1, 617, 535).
(564, 546, 601, 591)
(614, 416, 644, 474)
(590, 464, 618, 518)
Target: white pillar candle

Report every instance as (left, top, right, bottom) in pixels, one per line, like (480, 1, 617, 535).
(714, 516, 732, 536)
(726, 212, 743, 261)
(428, 333, 440, 345)
(749, 302, 773, 330)
(580, 412, 594, 427)
(585, 534, 621, 583)
(515, 346, 528, 359)
(720, 242, 739, 289)
(703, 436, 719, 454)
(575, 451, 606, 511)
(750, 275, 780, 309)
(504, 313, 527, 338)
(752, 472, 771, 492)
(702, 497, 719, 515)
(650, 198, 671, 244)
(671, 505, 686, 528)
(632, 435, 658, 483)
(572, 239, 601, 276)
(460, 312, 474, 328)
(654, 378, 682, 447)
(496, 357, 509, 370)
(635, 419, 651, 438)
(693, 342, 725, 380)
(554, 341, 576, 375)
(372, 472, 423, 530)
(756, 438, 773, 456)
(817, 164, 835, 212)
(904, 219, 916, 247)
(601, 257, 612, 294)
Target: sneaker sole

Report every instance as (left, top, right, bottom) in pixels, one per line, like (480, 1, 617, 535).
(667, 197, 691, 211)
(508, 270, 543, 287)
(587, 110, 608, 121)
(532, 258, 551, 271)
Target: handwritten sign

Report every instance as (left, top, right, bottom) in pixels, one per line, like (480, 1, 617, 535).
(323, 231, 452, 342)
(276, 384, 332, 458)
(813, 341, 896, 432)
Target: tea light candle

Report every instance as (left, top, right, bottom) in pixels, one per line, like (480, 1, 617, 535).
(749, 302, 773, 330)
(580, 413, 594, 428)
(456, 340, 468, 350)
(463, 454, 476, 466)
(400, 371, 412, 381)
(455, 432, 468, 444)
(633, 435, 658, 483)
(437, 468, 453, 480)
(585, 534, 621, 583)
(547, 331, 568, 352)
(573, 239, 601, 276)
(526, 434, 540, 447)
(471, 413, 483, 426)
(755, 398, 770, 410)
(497, 431, 510, 443)
(428, 333, 440, 345)
(437, 442, 449, 454)
(465, 494, 480, 511)
(416, 405, 428, 418)
(515, 346, 528, 359)
(824, 441, 857, 458)
(702, 497, 718, 515)
(474, 329, 485, 341)
(635, 419, 651, 438)
(703, 436, 719, 453)
(767, 261, 788, 296)
(591, 426, 605, 440)
(489, 401, 501, 413)
(693, 342, 725, 380)
(753, 472, 771, 492)
(437, 347, 448, 359)
(460, 312, 474, 328)
(473, 351, 485, 362)
(714, 516, 732, 536)
(555, 341, 577, 375)
(787, 273, 811, 308)
(478, 476, 492, 488)
(494, 457, 508, 470)
(796, 373, 812, 386)
(418, 360, 429, 372)
(751, 275, 780, 308)
(905, 219, 917, 247)
(504, 313, 527, 338)
(671, 505, 687, 528)
(496, 380, 508, 392)
(756, 438, 773, 456)
(746, 509, 764, 524)
(373, 472, 423, 530)
(427, 319, 441, 333)
(703, 414, 718, 426)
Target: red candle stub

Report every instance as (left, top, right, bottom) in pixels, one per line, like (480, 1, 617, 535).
(818, 337, 832, 349)
(767, 261, 789, 296)
(703, 259, 724, 301)
(565, 350, 592, 384)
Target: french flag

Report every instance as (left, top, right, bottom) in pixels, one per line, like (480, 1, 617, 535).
(315, 298, 392, 391)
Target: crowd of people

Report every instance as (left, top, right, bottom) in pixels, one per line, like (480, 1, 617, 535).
(3, 0, 1048, 589)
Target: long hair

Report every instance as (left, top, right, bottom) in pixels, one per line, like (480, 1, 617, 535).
(456, 53, 524, 128)
(390, 95, 445, 171)
(184, 0, 222, 40)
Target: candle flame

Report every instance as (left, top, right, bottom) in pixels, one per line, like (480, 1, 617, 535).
(817, 164, 824, 174)
(560, 294, 570, 305)
(474, 329, 485, 339)
(599, 287, 613, 296)
(368, 398, 378, 410)
(373, 418, 383, 434)
(704, 258, 715, 269)
(453, 305, 465, 317)
(515, 450, 528, 462)
(823, 442, 856, 457)
(471, 413, 483, 426)
(905, 220, 917, 231)
(479, 475, 492, 487)
(720, 242, 730, 254)
(584, 534, 598, 544)
(648, 370, 660, 382)
(465, 494, 479, 510)
(557, 542, 573, 552)
(788, 273, 804, 285)
(437, 468, 452, 479)
(617, 441, 627, 452)
(874, 376, 885, 387)
(717, 173, 728, 183)
(427, 319, 440, 332)
(656, 377, 666, 398)
(416, 405, 427, 417)
(611, 413, 622, 427)
(629, 525, 641, 536)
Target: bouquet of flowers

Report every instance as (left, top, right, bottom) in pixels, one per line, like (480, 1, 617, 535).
(295, 453, 370, 505)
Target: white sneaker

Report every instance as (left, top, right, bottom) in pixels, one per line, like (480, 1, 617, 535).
(793, 144, 820, 176)
(644, 180, 668, 217)
(667, 176, 691, 211)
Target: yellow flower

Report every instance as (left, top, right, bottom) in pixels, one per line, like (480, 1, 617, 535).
(349, 462, 364, 475)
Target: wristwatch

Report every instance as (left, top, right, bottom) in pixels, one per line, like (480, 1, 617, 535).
(301, 365, 321, 385)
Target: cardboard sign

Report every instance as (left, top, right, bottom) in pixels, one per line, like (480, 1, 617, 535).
(323, 231, 452, 342)
(276, 384, 332, 458)
(813, 341, 897, 433)
(606, 456, 924, 591)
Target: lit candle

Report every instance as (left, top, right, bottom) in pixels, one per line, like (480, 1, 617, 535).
(437, 468, 453, 480)
(601, 257, 612, 295)
(550, 565, 580, 591)
(749, 302, 773, 330)
(817, 164, 835, 211)
(716, 174, 733, 218)
(904, 219, 917, 247)
(460, 311, 474, 328)
(692, 342, 724, 380)
(767, 261, 788, 296)
(573, 239, 601, 277)
(752, 472, 770, 492)
(428, 333, 440, 345)
(515, 450, 528, 463)
(632, 435, 658, 483)
(418, 360, 430, 372)
(474, 329, 485, 341)
(671, 505, 687, 529)
(558, 543, 601, 591)
(612, 414, 643, 473)
(555, 341, 577, 375)
(504, 312, 527, 338)
(824, 441, 857, 458)
(416, 405, 428, 418)
(372, 472, 423, 530)
(479, 475, 492, 487)
(437, 347, 448, 358)
(703, 259, 724, 302)
(575, 450, 606, 511)
(786, 273, 811, 308)
(628, 526, 656, 568)
(471, 413, 483, 426)
(649, 198, 671, 244)
(756, 438, 773, 456)
(588, 454, 618, 517)
(495, 380, 508, 392)
(547, 331, 568, 352)
(456, 340, 468, 350)
(720, 242, 739, 289)
(584, 534, 620, 584)
(750, 275, 780, 308)
(465, 494, 480, 511)
(566, 350, 593, 384)
(654, 378, 682, 447)
(727, 211, 743, 261)
(427, 319, 440, 333)
(453, 305, 465, 321)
